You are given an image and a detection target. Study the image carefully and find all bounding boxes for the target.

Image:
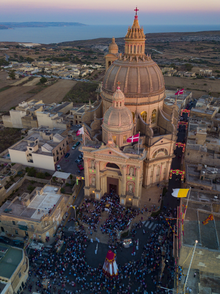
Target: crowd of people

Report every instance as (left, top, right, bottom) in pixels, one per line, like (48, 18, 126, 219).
(22, 192, 176, 294)
(78, 193, 159, 246)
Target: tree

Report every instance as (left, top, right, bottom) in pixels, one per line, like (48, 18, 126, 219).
(26, 57, 34, 63)
(40, 77, 47, 84)
(184, 63, 193, 72)
(9, 70, 16, 80)
(0, 58, 9, 66)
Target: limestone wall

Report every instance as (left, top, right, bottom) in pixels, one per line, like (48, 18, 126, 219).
(82, 100, 102, 126)
(158, 108, 174, 134)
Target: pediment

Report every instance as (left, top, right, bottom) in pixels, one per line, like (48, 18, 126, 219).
(152, 137, 171, 146)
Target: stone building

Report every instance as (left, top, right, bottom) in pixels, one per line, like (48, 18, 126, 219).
(0, 184, 73, 242)
(8, 127, 69, 171)
(0, 244, 29, 294)
(81, 9, 178, 207)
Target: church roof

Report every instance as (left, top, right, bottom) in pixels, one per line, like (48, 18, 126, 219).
(103, 58, 165, 98)
(103, 87, 133, 132)
(102, 7, 165, 99)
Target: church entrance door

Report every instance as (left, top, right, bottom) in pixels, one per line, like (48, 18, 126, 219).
(107, 177, 118, 195)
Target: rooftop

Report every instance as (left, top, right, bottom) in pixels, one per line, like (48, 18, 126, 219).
(182, 190, 220, 250)
(0, 185, 64, 220)
(0, 244, 23, 279)
(52, 171, 71, 180)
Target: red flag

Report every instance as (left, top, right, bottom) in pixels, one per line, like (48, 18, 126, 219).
(76, 127, 84, 136)
(127, 133, 140, 143)
(175, 89, 184, 95)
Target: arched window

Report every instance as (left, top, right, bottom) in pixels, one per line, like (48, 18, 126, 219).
(134, 45, 136, 53)
(152, 148, 168, 158)
(106, 163, 120, 169)
(140, 45, 142, 53)
(141, 111, 147, 123)
(137, 45, 139, 53)
(151, 109, 157, 124)
(132, 112, 135, 122)
(108, 61, 111, 67)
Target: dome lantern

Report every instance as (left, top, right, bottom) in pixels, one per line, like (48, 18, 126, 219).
(124, 7, 146, 58)
(109, 37, 118, 54)
(112, 83, 125, 108)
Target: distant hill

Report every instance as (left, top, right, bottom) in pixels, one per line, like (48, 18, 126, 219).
(0, 24, 9, 30)
(57, 30, 220, 47)
(0, 22, 86, 29)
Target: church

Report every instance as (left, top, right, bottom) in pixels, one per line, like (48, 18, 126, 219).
(81, 8, 178, 207)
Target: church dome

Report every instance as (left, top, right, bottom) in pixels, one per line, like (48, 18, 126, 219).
(102, 58, 165, 98)
(103, 87, 133, 131)
(109, 37, 118, 54)
(102, 7, 165, 103)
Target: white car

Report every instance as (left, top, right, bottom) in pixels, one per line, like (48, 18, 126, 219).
(56, 164, 61, 171)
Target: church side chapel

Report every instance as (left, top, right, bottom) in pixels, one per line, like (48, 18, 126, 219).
(80, 8, 178, 207)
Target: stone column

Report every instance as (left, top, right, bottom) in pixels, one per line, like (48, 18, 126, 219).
(95, 161, 100, 191)
(152, 164, 156, 184)
(84, 159, 89, 187)
(135, 167, 140, 197)
(121, 165, 127, 196)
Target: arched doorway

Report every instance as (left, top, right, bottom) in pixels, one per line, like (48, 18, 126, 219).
(107, 178, 119, 194)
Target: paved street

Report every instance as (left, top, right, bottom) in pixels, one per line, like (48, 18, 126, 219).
(58, 143, 84, 176)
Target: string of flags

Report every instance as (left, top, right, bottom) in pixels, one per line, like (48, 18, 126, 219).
(202, 214, 214, 225)
(165, 218, 177, 236)
(76, 176, 84, 185)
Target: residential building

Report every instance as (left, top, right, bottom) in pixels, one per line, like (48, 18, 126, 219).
(8, 127, 69, 170)
(0, 184, 73, 242)
(2, 100, 72, 130)
(0, 244, 29, 294)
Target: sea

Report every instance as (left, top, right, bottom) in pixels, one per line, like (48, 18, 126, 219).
(0, 24, 220, 44)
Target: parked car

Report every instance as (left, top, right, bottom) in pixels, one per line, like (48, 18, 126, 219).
(72, 145, 76, 150)
(76, 142, 80, 146)
(75, 159, 80, 163)
(78, 154, 83, 159)
(0, 236, 10, 244)
(13, 240, 24, 247)
(77, 165, 84, 171)
(56, 164, 61, 171)
(65, 153, 70, 158)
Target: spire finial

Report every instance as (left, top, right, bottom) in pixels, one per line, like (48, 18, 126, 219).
(134, 7, 139, 19)
(117, 81, 121, 89)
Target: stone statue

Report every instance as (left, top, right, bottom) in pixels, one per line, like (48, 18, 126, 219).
(129, 184, 133, 193)
(129, 167, 134, 176)
(92, 177, 96, 186)
(91, 161, 95, 169)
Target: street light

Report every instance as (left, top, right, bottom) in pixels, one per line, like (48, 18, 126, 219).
(183, 240, 198, 294)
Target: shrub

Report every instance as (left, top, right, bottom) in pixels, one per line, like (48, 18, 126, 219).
(40, 77, 47, 84)
(36, 172, 46, 179)
(26, 167, 37, 177)
(27, 185, 34, 192)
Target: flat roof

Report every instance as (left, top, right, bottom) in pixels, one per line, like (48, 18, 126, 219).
(0, 244, 23, 279)
(182, 190, 220, 250)
(0, 185, 64, 220)
(53, 171, 71, 179)
(29, 186, 62, 220)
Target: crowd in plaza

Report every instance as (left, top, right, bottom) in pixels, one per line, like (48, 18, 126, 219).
(22, 192, 176, 294)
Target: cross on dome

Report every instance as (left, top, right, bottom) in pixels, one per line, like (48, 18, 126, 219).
(117, 81, 121, 89)
(134, 7, 139, 19)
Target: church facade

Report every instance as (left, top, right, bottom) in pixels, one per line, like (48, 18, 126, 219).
(81, 8, 178, 207)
